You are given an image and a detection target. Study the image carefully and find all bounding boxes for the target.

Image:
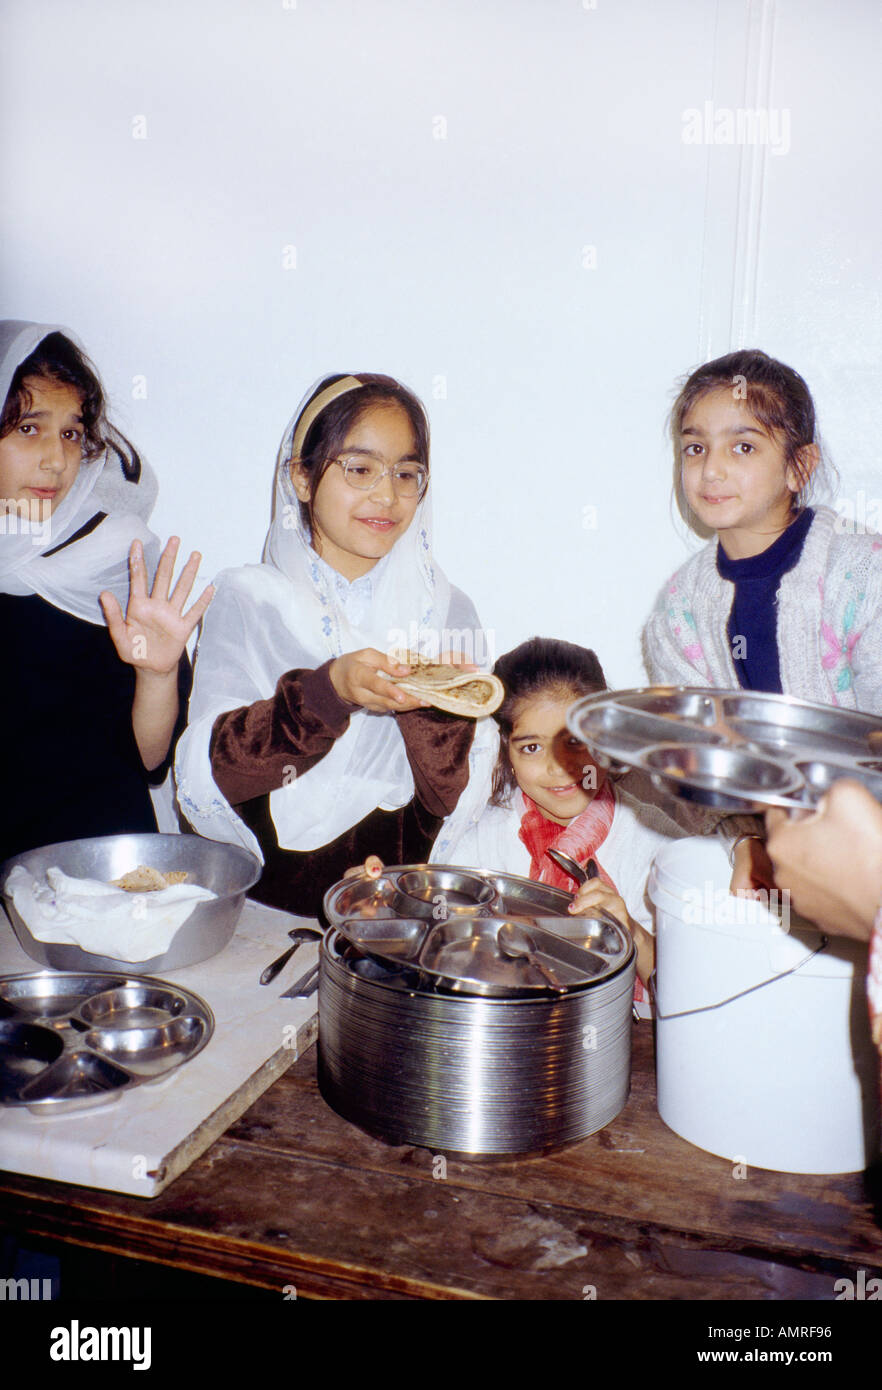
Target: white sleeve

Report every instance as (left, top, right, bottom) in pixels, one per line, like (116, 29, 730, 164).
(174, 579, 270, 857)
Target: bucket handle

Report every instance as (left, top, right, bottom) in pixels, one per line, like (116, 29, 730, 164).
(650, 935, 829, 1020)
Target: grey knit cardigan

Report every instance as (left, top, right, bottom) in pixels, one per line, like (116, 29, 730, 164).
(642, 507, 882, 716)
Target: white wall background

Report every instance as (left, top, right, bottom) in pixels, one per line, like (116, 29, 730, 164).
(3, 0, 880, 687)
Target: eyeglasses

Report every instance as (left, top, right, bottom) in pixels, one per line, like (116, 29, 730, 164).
(331, 455, 428, 498)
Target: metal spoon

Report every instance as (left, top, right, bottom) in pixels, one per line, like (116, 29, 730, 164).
(260, 926, 323, 986)
(545, 849, 600, 885)
(496, 923, 566, 993)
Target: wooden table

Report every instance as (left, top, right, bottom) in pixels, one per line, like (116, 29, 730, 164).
(2, 1020, 880, 1307)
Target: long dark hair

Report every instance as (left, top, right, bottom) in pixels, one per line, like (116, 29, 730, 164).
(0, 331, 141, 480)
(669, 348, 834, 533)
(490, 637, 607, 806)
(290, 373, 430, 535)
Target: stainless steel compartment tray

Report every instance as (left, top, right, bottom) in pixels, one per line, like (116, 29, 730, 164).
(325, 866, 632, 996)
(567, 687, 882, 813)
(325, 864, 575, 928)
(0, 971, 214, 1113)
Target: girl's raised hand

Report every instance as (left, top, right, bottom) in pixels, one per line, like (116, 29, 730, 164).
(329, 650, 424, 712)
(100, 537, 215, 676)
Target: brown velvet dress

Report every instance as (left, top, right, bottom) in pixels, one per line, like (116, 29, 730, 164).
(208, 660, 475, 921)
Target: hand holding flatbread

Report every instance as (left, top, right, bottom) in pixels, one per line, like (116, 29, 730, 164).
(387, 651, 504, 718)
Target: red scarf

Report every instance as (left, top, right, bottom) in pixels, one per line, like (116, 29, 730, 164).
(517, 780, 619, 892)
(517, 781, 649, 1011)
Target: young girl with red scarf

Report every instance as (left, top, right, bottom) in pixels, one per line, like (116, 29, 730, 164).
(366, 637, 707, 1013)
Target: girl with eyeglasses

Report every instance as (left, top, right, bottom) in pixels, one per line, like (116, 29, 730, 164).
(176, 373, 491, 919)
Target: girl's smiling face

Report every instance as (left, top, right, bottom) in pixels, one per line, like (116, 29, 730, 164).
(508, 691, 606, 826)
(679, 387, 811, 558)
(291, 401, 422, 581)
(0, 376, 85, 516)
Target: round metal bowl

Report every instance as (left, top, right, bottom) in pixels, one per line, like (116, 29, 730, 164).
(0, 832, 261, 973)
(393, 867, 498, 917)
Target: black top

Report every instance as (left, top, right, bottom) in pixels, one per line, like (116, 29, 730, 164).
(716, 508, 814, 693)
(0, 593, 191, 863)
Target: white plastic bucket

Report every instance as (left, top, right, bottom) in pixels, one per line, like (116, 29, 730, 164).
(648, 836, 880, 1174)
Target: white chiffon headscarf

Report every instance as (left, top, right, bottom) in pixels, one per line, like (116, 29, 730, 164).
(176, 375, 497, 859)
(0, 320, 159, 623)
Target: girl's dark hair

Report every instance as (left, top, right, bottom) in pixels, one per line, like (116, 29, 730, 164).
(490, 637, 607, 806)
(2, 332, 105, 459)
(290, 373, 430, 534)
(0, 331, 141, 480)
(669, 348, 833, 534)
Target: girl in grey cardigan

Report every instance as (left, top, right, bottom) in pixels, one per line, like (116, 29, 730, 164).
(643, 349, 882, 893)
(643, 349, 882, 714)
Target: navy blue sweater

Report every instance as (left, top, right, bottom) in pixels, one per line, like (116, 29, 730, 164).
(716, 508, 814, 692)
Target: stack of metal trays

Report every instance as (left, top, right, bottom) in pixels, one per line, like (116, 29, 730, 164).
(319, 866, 635, 1155)
(567, 687, 882, 813)
(0, 972, 214, 1114)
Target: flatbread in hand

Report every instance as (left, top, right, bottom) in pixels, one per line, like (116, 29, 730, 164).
(111, 865, 190, 892)
(388, 652, 504, 718)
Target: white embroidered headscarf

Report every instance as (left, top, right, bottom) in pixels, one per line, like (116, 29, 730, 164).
(176, 374, 494, 858)
(0, 320, 158, 623)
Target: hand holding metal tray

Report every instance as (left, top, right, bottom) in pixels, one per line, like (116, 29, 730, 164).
(323, 866, 633, 996)
(566, 686, 882, 814)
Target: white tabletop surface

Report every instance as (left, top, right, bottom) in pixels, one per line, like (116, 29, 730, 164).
(0, 898, 320, 1198)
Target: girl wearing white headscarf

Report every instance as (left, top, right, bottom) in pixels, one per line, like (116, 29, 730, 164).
(0, 320, 212, 861)
(176, 373, 493, 919)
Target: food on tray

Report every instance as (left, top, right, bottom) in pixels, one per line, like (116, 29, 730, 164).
(388, 651, 504, 717)
(111, 865, 190, 892)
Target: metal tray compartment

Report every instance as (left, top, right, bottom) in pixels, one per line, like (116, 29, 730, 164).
(337, 915, 631, 997)
(324, 866, 631, 997)
(325, 865, 505, 925)
(568, 687, 882, 813)
(0, 972, 214, 1113)
(325, 864, 574, 930)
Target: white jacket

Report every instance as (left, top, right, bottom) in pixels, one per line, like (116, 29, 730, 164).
(442, 770, 700, 935)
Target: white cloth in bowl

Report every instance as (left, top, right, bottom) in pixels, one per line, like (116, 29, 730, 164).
(5, 865, 216, 963)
